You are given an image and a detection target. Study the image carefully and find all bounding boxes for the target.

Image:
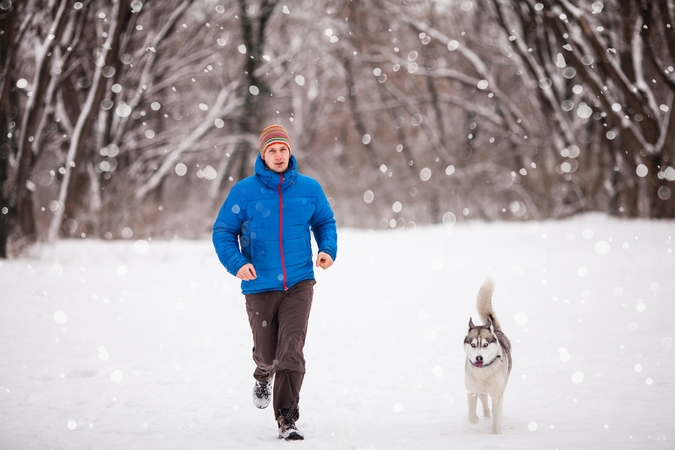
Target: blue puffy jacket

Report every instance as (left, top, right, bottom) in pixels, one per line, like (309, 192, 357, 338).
(212, 155, 338, 294)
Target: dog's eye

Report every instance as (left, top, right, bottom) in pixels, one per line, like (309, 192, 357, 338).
(483, 343, 488, 348)
(471, 343, 476, 348)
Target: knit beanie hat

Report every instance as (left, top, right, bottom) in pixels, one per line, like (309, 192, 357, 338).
(259, 124, 292, 158)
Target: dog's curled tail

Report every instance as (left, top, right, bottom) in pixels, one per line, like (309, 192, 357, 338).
(476, 277, 503, 332)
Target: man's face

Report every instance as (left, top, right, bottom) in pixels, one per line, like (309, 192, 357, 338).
(263, 142, 291, 173)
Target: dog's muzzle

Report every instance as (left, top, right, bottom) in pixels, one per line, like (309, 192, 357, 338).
(471, 355, 502, 368)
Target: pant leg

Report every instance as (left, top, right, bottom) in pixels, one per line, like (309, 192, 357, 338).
(244, 290, 282, 382)
(272, 279, 315, 419)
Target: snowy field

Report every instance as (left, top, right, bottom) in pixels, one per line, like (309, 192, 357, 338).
(1, 213, 673, 449)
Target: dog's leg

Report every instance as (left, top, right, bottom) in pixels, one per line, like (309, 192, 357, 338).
(491, 394, 503, 434)
(467, 393, 479, 424)
(479, 393, 490, 419)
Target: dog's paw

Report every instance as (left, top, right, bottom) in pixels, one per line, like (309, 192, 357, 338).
(468, 414, 480, 425)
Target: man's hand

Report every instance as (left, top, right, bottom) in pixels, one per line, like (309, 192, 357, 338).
(236, 263, 257, 280)
(315, 252, 334, 270)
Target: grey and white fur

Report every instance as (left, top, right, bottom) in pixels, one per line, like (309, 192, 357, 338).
(464, 278, 512, 434)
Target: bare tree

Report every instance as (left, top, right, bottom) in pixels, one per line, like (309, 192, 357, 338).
(486, 0, 675, 217)
(2, 0, 673, 256)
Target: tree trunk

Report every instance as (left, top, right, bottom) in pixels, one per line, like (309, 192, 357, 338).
(0, 1, 18, 257)
(47, 0, 132, 242)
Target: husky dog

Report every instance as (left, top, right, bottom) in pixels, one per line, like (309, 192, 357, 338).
(464, 278, 512, 434)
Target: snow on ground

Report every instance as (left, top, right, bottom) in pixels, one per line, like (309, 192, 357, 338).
(0, 213, 673, 449)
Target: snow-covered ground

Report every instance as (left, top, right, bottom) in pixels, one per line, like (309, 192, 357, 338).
(1, 213, 673, 449)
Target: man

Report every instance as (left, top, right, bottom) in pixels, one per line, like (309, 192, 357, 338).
(212, 124, 337, 441)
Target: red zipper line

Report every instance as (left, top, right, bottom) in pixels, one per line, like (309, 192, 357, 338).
(278, 174, 288, 291)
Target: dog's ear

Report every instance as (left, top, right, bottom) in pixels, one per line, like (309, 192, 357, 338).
(486, 316, 494, 333)
(468, 318, 475, 329)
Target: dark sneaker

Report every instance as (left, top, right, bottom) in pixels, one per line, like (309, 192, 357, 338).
(277, 417, 304, 441)
(252, 379, 272, 409)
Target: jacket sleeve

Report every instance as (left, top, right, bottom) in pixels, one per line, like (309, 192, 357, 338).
(212, 187, 250, 276)
(309, 181, 338, 261)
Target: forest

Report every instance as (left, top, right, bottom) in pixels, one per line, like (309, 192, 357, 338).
(1, 0, 674, 257)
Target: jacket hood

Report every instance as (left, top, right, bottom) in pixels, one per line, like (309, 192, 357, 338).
(255, 154, 298, 188)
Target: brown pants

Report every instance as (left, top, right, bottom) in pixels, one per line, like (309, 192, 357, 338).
(245, 279, 315, 420)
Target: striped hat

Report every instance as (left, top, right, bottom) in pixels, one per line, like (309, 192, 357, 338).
(259, 124, 292, 158)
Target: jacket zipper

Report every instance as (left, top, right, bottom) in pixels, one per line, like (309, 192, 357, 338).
(277, 174, 288, 291)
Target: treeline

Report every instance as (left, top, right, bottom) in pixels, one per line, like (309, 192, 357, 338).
(1, 0, 674, 257)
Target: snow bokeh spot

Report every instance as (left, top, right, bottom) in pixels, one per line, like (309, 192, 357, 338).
(110, 370, 123, 383)
(662, 337, 673, 348)
(134, 240, 149, 254)
(442, 212, 456, 228)
(392, 403, 404, 413)
(528, 421, 538, 431)
(67, 420, 77, 431)
(595, 240, 610, 254)
(419, 168, 431, 181)
(627, 322, 638, 332)
(115, 102, 131, 118)
(175, 163, 187, 176)
(514, 312, 528, 326)
(423, 328, 437, 342)
(577, 103, 592, 119)
(117, 266, 128, 276)
(51, 264, 63, 276)
(577, 267, 588, 277)
(392, 201, 402, 213)
(53, 311, 67, 325)
(571, 371, 584, 383)
(559, 347, 570, 362)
